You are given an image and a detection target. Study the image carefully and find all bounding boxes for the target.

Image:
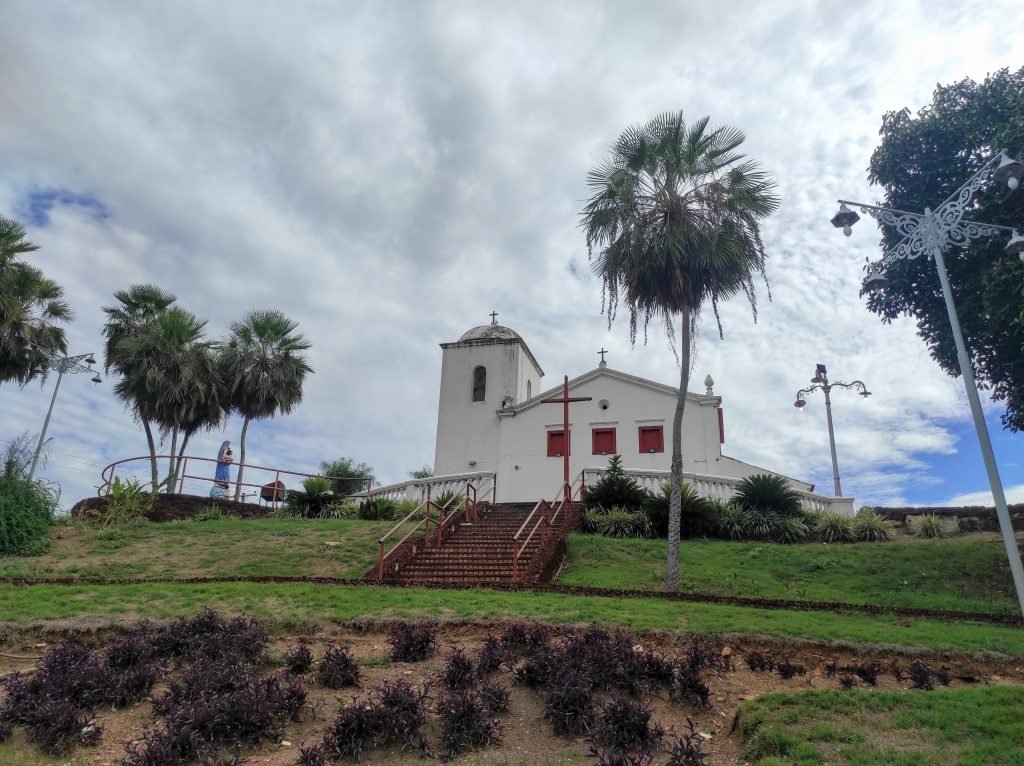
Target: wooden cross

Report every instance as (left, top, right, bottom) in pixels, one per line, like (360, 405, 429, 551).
(489, 311, 498, 325)
(542, 375, 592, 506)
(597, 347, 608, 366)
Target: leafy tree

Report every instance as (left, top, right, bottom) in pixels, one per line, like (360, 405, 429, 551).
(409, 465, 433, 480)
(733, 473, 802, 517)
(320, 456, 374, 496)
(102, 284, 178, 489)
(222, 310, 313, 500)
(866, 67, 1024, 430)
(582, 111, 779, 591)
(0, 215, 72, 386)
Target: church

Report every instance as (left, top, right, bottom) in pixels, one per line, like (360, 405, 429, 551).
(432, 318, 845, 511)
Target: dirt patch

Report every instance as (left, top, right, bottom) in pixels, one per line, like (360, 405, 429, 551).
(2, 622, 1022, 766)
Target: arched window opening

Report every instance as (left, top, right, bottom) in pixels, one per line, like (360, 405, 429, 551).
(527, 380, 532, 400)
(472, 366, 487, 402)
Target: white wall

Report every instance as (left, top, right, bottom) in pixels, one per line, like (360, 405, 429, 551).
(493, 370, 723, 502)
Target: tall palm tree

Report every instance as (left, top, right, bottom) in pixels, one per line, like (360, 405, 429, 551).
(0, 215, 72, 386)
(102, 284, 177, 489)
(221, 310, 312, 500)
(117, 308, 216, 491)
(581, 111, 779, 591)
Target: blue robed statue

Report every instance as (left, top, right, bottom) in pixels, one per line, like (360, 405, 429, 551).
(210, 440, 233, 498)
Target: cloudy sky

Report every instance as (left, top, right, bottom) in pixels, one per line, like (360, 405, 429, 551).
(2, 0, 1023, 510)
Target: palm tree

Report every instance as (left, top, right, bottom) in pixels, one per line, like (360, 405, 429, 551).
(121, 308, 217, 491)
(102, 284, 177, 489)
(581, 111, 779, 591)
(221, 310, 313, 501)
(0, 215, 73, 386)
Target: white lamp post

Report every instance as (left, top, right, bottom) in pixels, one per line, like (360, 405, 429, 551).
(833, 150, 1024, 619)
(28, 351, 102, 479)
(794, 364, 871, 497)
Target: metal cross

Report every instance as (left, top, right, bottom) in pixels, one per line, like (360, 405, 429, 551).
(597, 347, 608, 366)
(489, 311, 498, 325)
(542, 376, 593, 507)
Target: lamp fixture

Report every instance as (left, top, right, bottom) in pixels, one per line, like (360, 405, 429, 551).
(85, 355, 96, 366)
(91, 374, 102, 384)
(1005, 229, 1024, 260)
(993, 153, 1023, 190)
(863, 267, 891, 292)
(830, 203, 860, 236)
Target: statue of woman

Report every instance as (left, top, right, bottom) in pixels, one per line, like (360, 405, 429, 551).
(214, 440, 233, 487)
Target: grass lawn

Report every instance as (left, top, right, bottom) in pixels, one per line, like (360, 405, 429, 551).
(558, 534, 1020, 615)
(3, 582, 1024, 655)
(735, 686, 1024, 765)
(0, 518, 394, 580)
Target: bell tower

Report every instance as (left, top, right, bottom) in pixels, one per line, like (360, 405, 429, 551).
(433, 316, 543, 476)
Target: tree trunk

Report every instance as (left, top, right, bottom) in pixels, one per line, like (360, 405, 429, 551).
(175, 432, 192, 493)
(142, 419, 159, 492)
(167, 426, 179, 493)
(234, 415, 251, 501)
(664, 309, 692, 592)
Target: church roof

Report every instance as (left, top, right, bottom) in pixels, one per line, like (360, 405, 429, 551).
(458, 324, 523, 342)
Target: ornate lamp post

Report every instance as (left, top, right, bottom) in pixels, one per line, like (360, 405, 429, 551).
(28, 351, 102, 479)
(794, 364, 870, 497)
(832, 150, 1024, 619)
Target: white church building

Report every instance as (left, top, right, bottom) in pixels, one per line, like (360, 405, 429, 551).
(411, 319, 853, 514)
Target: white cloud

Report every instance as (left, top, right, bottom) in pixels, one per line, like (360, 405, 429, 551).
(2, 0, 1023, 508)
(940, 485, 1024, 508)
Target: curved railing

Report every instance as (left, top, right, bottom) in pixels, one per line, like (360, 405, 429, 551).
(98, 454, 372, 502)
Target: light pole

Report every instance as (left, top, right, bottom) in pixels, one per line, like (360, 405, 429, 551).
(28, 351, 102, 480)
(832, 150, 1024, 619)
(794, 364, 870, 497)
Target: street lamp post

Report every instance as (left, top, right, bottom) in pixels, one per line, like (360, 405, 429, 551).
(794, 364, 871, 497)
(28, 351, 102, 480)
(832, 150, 1024, 619)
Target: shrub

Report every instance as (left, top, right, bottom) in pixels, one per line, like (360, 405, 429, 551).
(774, 514, 811, 543)
(716, 503, 748, 540)
(853, 508, 892, 542)
(476, 634, 505, 676)
(665, 718, 709, 765)
(388, 622, 438, 662)
(433, 490, 466, 515)
(283, 477, 335, 518)
(839, 674, 858, 690)
(370, 679, 429, 749)
(670, 666, 710, 709)
(297, 743, 328, 766)
(642, 482, 719, 539)
(93, 476, 153, 525)
(808, 509, 856, 543)
(283, 643, 313, 675)
(851, 662, 880, 686)
(479, 683, 510, 714)
(915, 514, 952, 539)
(359, 497, 400, 520)
(0, 465, 58, 555)
(909, 660, 934, 690)
(584, 507, 654, 539)
(439, 647, 475, 691)
(436, 690, 502, 760)
(592, 695, 663, 753)
(586, 745, 655, 766)
(319, 700, 385, 761)
(544, 670, 595, 736)
(776, 659, 806, 680)
(733, 474, 802, 517)
(192, 504, 224, 522)
(318, 644, 360, 688)
(499, 621, 551, 656)
(745, 651, 776, 673)
(742, 510, 783, 541)
(586, 455, 648, 511)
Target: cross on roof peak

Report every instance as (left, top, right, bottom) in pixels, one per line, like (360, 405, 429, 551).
(598, 347, 608, 367)
(489, 311, 498, 325)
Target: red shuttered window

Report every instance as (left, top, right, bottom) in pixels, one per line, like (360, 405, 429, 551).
(638, 426, 664, 454)
(592, 428, 616, 455)
(547, 430, 568, 457)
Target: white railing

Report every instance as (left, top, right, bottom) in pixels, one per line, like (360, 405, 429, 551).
(353, 471, 497, 504)
(582, 467, 855, 516)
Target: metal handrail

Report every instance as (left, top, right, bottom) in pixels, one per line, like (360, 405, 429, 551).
(377, 500, 430, 580)
(512, 471, 585, 582)
(99, 454, 372, 498)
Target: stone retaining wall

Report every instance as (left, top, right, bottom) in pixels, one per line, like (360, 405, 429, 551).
(874, 503, 1024, 533)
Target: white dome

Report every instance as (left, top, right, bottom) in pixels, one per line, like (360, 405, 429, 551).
(458, 324, 523, 342)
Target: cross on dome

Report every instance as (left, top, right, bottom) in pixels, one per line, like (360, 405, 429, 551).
(489, 311, 498, 325)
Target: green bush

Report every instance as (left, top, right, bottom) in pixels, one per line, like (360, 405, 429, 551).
(717, 503, 748, 541)
(359, 497, 400, 520)
(808, 510, 856, 543)
(734, 474, 802, 517)
(583, 507, 654, 539)
(642, 481, 719, 538)
(853, 508, 892, 542)
(432, 491, 466, 515)
(774, 514, 812, 544)
(193, 505, 225, 522)
(915, 514, 952, 539)
(0, 471, 58, 556)
(585, 455, 648, 511)
(283, 476, 336, 518)
(91, 476, 153, 525)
